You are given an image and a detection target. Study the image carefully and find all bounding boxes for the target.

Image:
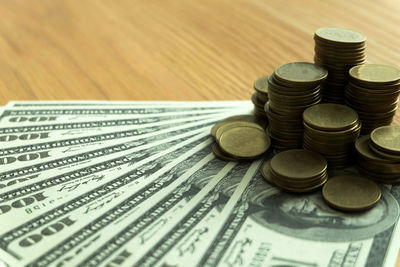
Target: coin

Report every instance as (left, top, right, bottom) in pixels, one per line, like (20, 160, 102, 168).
(212, 143, 239, 162)
(322, 175, 381, 211)
(270, 149, 327, 180)
(256, 92, 268, 103)
(273, 175, 327, 193)
(358, 167, 400, 184)
(261, 160, 275, 185)
(215, 121, 263, 141)
(314, 28, 366, 103)
(368, 142, 400, 161)
(355, 135, 394, 163)
(303, 103, 359, 131)
(267, 64, 324, 150)
(303, 104, 360, 169)
(251, 92, 265, 108)
(314, 28, 366, 46)
(274, 62, 328, 86)
(357, 156, 400, 175)
(219, 126, 270, 158)
(254, 75, 269, 94)
(370, 126, 400, 155)
(349, 64, 400, 85)
(211, 115, 267, 139)
(268, 77, 320, 96)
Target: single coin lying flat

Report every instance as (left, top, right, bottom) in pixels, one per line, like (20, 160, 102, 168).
(322, 175, 381, 211)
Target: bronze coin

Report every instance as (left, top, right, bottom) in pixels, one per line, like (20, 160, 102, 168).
(303, 103, 359, 132)
(219, 126, 271, 158)
(212, 143, 240, 162)
(261, 160, 275, 185)
(210, 115, 267, 138)
(370, 125, 400, 155)
(349, 64, 400, 85)
(322, 175, 381, 211)
(274, 62, 328, 85)
(314, 28, 366, 45)
(270, 149, 327, 180)
(254, 75, 269, 94)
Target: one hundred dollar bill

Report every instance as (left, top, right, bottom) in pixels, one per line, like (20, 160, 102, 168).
(0, 122, 214, 195)
(0, 108, 249, 148)
(71, 160, 261, 266)
(0, 115, 225, 174)
(0, 108, 247, 139)
(166, 167, 400, 267)
(6, 100, 251, 108)
(32, 145, 226, 266)
(0, 132, 209, 234)
(0, 104, 251, 126)
(0, 135, 212, 266)
(0, 117, 220, 189)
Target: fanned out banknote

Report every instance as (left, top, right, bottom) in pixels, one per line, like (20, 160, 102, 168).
(0, 101, 399, 267)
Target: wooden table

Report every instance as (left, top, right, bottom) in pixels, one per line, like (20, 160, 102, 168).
(0, 0, 399, 265)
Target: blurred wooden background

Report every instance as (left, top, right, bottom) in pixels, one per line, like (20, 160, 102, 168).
(0, 0, 399, 265)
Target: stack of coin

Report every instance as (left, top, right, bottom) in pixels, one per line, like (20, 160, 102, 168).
(303, 103, 361, 168)
(355, 134, 400, 184)
(210, 115, 270, 161)
(322, 175, 381, 211)
(267, 149, 328, 193)
(314, 27, 366, 103)
(252, 76, 269, 116)
(345, 64, 400, 134)
(266, 62, 327, 150)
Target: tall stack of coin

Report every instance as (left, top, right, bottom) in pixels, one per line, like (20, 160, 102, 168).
(267, 149, 328, 193)
(355, 134, 400, 184)
(303, 103, 361, 168)
(314, 28, 366, 103)
(252, 76, 269, 116)
(266, 62, 327, 150)
(210, 115, 270, 161)
(346, 64, 400, 134)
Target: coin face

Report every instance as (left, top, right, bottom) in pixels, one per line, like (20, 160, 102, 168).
(315, 28, 366, 45)
(270, 149, 327, 180)
(370, 126, 400, 155)
(274, 62, 328, 84)
(303, 103, 359, 131)
(219, 126, 270, 158)
(215, 121, 263, 141)
(322, 175, 381, 211)
(210, 115, 267, 138)
(254, 76, 269, 94)
(349, 64, 400, 84)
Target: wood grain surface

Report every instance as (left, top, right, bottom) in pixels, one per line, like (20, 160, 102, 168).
(0, 0, 399, 265)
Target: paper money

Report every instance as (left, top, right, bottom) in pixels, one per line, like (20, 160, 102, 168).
(0, 122, 211, 188)
(0, 105, 251, 126)
(0, 136, 212, 265)
(131, 160, 262, 267)
(6, 100, 252, 108)
(167, 168, 400, 267)
(0, 101, 399, 267)
(38, 145, 225, 266)
(0, 116, 221, 172)
(0, 133, 210, 233)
